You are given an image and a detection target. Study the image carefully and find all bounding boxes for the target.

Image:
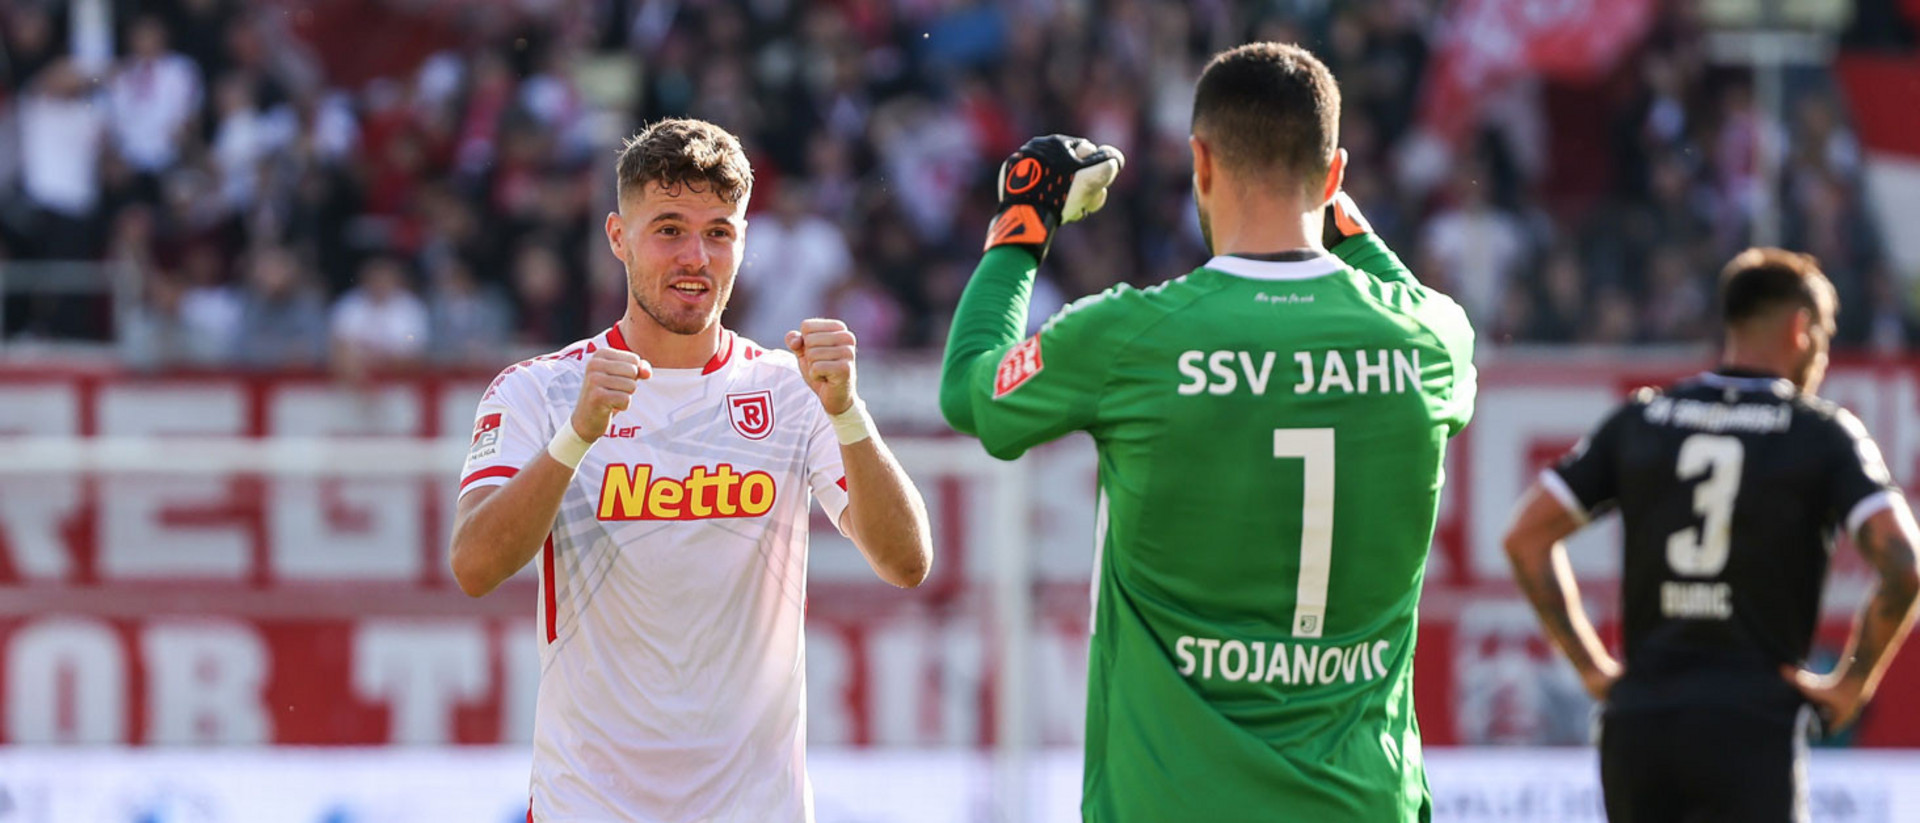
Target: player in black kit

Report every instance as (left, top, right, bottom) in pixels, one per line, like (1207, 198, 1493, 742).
(1501, 248, 1920, 823)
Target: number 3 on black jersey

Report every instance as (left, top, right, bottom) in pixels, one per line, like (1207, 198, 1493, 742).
(1668, 434, 1743, 577)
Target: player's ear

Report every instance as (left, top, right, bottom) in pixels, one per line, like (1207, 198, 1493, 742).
(605, 212, 626, 262)
(1788, 307, 1814, 351)
(1190, 135, 1213, 197)
(1321, 149, 1348, 207)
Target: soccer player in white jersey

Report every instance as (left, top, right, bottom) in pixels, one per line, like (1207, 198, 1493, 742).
(448, 118, 933, 822)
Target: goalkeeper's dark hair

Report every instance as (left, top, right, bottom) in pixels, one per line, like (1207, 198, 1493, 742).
(616, 118, 753, 205)
(1719, 247, 1836, 329)
(1191, 42, 1340, 195)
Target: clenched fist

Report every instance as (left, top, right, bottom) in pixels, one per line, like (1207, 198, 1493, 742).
(571, 348, 652, 441)
(785, 318, 858, 416)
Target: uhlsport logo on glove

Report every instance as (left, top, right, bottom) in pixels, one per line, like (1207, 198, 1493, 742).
(1006, 157, 1042, 194)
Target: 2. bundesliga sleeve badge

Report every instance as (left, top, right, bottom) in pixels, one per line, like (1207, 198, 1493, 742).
(727, 391, 774, 440)
(469, 413, 503, 461)
(993, 336, 1044, 399)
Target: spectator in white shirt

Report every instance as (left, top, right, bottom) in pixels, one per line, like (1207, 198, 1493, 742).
(108, 16, 201, 177)
(18, 58, 107, 258)
(1421, 167, 1530, 335)
(210, 72, 294, 212)
(736, 184, 853, 347)
(332, 255, 429, 373)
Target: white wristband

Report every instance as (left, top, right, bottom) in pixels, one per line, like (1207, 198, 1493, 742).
(546, 424, 593, 469)
(830, 400, 875, 445)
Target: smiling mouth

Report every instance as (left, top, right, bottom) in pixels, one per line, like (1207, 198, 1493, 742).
(668, 281, 711, 298)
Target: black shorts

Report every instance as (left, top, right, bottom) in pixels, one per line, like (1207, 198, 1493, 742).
(1598, 704, 1813, 823)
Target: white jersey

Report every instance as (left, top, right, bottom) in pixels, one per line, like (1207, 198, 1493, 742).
(459, 326, 848, 822)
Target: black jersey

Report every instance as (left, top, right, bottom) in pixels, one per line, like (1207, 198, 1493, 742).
(1547, 369, 1899, 714)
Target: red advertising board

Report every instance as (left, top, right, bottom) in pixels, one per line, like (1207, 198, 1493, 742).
(2, 358, 1918, 747)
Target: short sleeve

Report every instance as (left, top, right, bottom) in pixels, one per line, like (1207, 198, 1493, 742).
(1434, 299, 1477, 438)
(965, 289, 1121, 460)
(805, 401, 850, 534)
(1544, 401, 1635, 524)
(1826, 409, 1901, 539)
(457, 363, 552, 499)
(1402, 287, 1476, 438)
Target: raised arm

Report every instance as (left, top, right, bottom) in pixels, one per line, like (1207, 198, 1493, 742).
(788, 319, 932, 589)
(450, 460, 574, 597)
(1503, 483, 1623, 700)
(1786, 501, 1920, 730)
(939, 247, 1041, 435)
(941, 135, 1123, 437)
(450, 348, 649, 596)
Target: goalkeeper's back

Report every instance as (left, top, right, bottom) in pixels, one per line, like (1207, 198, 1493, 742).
(940, 42, 1476, 822)
(952, 235, 1471, 820)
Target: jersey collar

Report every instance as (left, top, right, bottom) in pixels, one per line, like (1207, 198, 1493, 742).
(1696, 369, 1796, 398)
(604, 324, 736, 375)
(1204, 253, 1343, 281)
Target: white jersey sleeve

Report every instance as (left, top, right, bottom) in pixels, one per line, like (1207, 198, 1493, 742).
(459, 362, 556, 499)
(802, 394, 852, 535)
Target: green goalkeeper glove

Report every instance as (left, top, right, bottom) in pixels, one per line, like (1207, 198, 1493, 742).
(1321, 191, 1374, 251)
(983, 135, 1125, 263)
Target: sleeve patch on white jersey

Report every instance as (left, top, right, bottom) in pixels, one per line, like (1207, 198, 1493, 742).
(994, 336, 1044, 399)
(470, 412, 503, 462)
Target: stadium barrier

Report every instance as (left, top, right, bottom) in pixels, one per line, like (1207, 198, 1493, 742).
(0, 746, 1915, 823)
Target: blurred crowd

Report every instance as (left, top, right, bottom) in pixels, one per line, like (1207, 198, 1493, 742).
(0, 0, 1907, 372)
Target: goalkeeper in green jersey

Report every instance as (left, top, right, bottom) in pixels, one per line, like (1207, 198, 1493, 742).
(939, 43, 1475, 821)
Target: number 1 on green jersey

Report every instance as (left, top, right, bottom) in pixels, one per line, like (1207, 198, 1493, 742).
(1276, 428, 1334, 639)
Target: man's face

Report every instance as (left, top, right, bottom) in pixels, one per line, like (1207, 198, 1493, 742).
(607, 182, 747, 336)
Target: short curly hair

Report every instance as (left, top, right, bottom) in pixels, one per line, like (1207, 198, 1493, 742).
(615, 118, 753, 205)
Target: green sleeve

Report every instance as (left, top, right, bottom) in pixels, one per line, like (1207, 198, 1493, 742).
(1331, 233, 1416, 287)
(1333, 232, 1477, 435)
(939, 247, 1042, 437)
(1430, 298, 1478, 436)
(939, 248, 1121, 460)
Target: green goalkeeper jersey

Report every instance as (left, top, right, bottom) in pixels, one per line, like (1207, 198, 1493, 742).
(940, 236, 1475, 822)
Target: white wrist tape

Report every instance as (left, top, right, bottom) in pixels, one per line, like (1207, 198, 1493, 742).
(546, 424, 593, 469)
(830, 400, 875, 445)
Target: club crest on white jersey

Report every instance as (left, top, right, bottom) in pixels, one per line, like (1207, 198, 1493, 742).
(728, 389, 776, 439)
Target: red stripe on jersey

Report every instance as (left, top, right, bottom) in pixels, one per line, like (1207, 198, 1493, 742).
(542, 536, 557, 643)
(836, 476, 847, 491)
(526, 803, 534, 823)
(461, 465, 518, 489)
(605, 324, 629, 352)
(702, 330, 736, 375)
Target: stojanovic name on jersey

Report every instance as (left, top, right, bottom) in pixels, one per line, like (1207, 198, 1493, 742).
(1174, 634, 1392, 686)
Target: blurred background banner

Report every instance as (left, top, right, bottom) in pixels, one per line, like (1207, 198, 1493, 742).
(2, 356, 1918, 750)
(1420, 0, 1657, 144)
(4, 0, 1920, 819)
